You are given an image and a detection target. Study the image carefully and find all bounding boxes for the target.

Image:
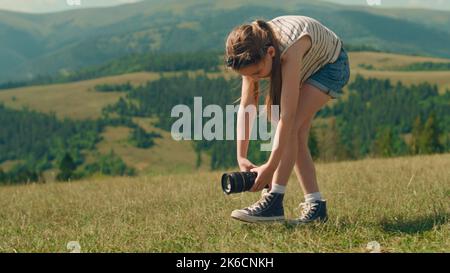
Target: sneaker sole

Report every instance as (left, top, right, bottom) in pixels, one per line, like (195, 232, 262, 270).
(288, 216, 328, 225)
(230, 210, 285, 223)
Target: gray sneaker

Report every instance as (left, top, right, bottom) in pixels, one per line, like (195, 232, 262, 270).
(295, 200, 328, 224)
(231, 192, 285, 223)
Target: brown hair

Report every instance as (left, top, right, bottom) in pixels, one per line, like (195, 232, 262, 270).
(225, 19, 282, 121)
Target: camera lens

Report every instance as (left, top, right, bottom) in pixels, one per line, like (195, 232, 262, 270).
(221, 173, 232, 194)
(225, 175, 232, 193)
(221, 172, 257, 194)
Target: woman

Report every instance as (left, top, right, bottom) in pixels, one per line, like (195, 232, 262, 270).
(224, 15, 350, 223)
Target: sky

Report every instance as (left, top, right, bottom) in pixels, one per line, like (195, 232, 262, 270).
(0, 0, 141, 13)
(0, 0, 449, 13)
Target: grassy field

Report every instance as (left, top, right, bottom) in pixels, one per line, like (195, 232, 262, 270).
(0, 72, 162, 120)
(348, 51, 450, 71)
(0, 153, 448, 253)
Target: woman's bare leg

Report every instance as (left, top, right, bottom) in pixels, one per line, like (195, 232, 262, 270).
(271, 83, 330, 187)
(294, 119, 319, 194)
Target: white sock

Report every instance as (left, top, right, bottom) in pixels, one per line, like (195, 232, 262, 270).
(304, 192, 322, 203)
(270, 183, 286, 194)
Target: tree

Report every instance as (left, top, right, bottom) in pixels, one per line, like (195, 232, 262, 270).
(309, 127, 319, 160)
(410, 112, 443, 155)
(410, 115, 423, 154)
(84, 150, 136, 176)
(420, 112, 443, 154)
(7, 164, 39, 184)
(192, 141, 203, 169)
(0, 168, 6, 183)
(373, 127, 395, 157)
(319, 118, 342, 162)
(445, 133, 450, 152)
(372, 126, 407, 157)
(56, 153, 76, 181)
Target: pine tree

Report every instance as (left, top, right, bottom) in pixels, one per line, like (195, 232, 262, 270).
(372, 127, 407, 157)
(410, 115, 423, 154)
(56, 153, 76, 181)
(373, 127, 395, 157)
(319, 118, 340, 161)
(0, 168, 6, 183)
(193, 141, 203, 169)
(445, 133, 450, 152)
(420, 112, 443, 154)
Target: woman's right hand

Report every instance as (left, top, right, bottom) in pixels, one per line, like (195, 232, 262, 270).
(238, 157, 258, 172)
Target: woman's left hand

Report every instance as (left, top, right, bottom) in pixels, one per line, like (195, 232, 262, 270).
(249, 163, 276, 192)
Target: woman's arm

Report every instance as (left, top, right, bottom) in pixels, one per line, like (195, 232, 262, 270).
(236, 75, 258, 170)
(250, 35, 312, 190)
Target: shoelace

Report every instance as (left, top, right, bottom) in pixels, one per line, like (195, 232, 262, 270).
(248, 193, 272, 213)
(298, 202, 319, 219)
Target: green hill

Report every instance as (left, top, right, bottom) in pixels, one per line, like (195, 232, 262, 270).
(1, 51, 448, 118)
(0, 50, 449, 179)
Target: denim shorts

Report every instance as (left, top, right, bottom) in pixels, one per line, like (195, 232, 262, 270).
(305, 46, 350, 99)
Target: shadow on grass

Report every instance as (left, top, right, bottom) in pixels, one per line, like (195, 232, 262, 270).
(380, 213, 449, 234)
(234, 216, 356, 232)
(234, 213, 449, 235)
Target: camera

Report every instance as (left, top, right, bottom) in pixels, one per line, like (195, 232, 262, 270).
(221, 172, 257, 194)
(221, 171, 270, 194)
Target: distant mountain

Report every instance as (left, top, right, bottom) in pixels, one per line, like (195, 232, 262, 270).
(0, 0, 449, 81)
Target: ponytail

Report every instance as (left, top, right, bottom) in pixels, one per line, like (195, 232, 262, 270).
(225, 19, 282, 121)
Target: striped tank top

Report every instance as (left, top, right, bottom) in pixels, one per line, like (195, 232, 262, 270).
(268, 15, 343, 85)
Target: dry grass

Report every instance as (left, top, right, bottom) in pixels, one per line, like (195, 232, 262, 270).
(349, 51, 450, 70)
(347, 69, 450, 94)
(0, 72, 164, 120)
(0, 153, 448, 253)
(347, 51, 450, 94)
